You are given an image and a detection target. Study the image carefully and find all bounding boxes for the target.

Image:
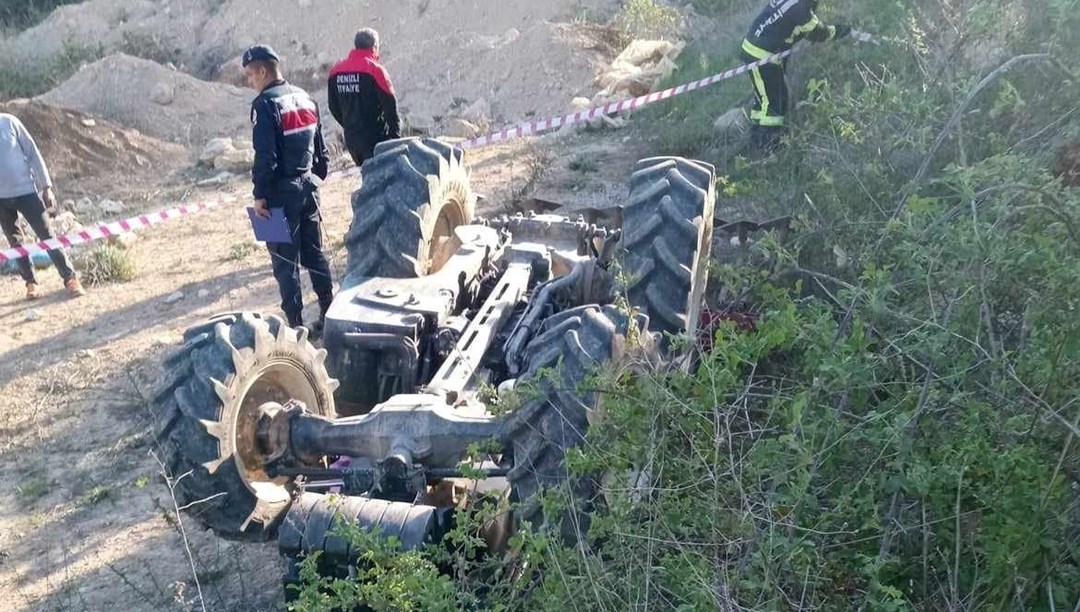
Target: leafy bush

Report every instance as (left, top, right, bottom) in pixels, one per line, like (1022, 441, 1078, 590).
(292, 0, 1080, 609)
(0, 41, 103, 100)
(0, 0, 81, 32)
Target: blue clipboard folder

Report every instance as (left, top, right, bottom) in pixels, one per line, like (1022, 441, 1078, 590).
(246, 207, 292, 244)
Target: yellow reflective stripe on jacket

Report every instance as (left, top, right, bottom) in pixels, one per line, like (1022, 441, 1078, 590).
(758, 115, 785, 126)
(786, 13, 821, 43)
(741, 38, 776, 61)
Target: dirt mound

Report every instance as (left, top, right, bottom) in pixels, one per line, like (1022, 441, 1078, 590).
(5, 0, 619, 129)
(38, 54, 253, 145)
(0, 99, 184, 193)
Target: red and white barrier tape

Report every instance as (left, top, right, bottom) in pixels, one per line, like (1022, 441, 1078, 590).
(455, 47, 796, 150)
(0, 196, 236, 265)
(2, 32, 880, 265)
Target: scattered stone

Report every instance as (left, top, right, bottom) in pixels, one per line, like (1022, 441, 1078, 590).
(197, 289, 211, 299)
(585, 114, 627, 131)
(447, 118, 480, 139)
(199, 137, 235, 167)
(73, 197, 96, 215)
(460, 97, 491, 124)
(24, 309, 41, 322)
(214, 147, 255, 173)
(76, 349, 96, 359)
(80, 119, 96, 127)
(98, 199, 124, 215)
(713, 107, 749, 135)
(53, 211, 83, 235)
(196, 171, 235, 187)
(570, 97, 592, 111)
(150, 82, 175, 105)
(164, 291, 185, 305)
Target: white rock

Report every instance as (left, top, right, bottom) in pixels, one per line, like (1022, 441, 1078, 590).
(53, 211, 83, 235)
(164, 291, 185, 305)
(713, 107, 749, 135)
(199, 138, 235, 167)
(447, 118, 480, 139)
(460, 98, 491, 124)
(196, 171, 235, 187)
(24, 309, 41, 322)
(214, 147, 255, 173)
(150, 82, 175, 105)
(197, 289, 210, 298)
(76, 349, 96, 359)
(73, 197, 95, 214)
(80, 119, 97, 127)
(570, 97, 592, 110)
(98, 199, 124, 215)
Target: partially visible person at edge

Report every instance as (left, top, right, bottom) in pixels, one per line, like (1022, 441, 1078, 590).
(741, 0, 852, 153)
(0, 113, 86, 300)
(327, 28, 402, 167)
(243, 44, 335, 332)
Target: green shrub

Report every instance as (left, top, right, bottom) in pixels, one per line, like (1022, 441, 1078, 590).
(77, 243, 136, 285)
(0, 0, 82, 32)
(291, 0, 1080, 609)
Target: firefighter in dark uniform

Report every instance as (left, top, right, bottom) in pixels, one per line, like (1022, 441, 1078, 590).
(242, 44, 335, 331)
(327, 28, 402, 166)
(741, 0, 851, 152)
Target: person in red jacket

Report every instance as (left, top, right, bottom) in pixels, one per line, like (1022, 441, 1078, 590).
(327, 28, 402, 166)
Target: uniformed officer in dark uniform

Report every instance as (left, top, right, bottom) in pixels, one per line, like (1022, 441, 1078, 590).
(741, 0, 851, 152)
(242, 44, 335, 331)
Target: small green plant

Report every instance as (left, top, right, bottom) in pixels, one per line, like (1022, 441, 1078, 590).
(77, 243, 136, 285)
(228, 240, 259, 261)
(16, 474, 51, 501)
(568, 154, 599, 173)
(613, 0, 680, 45)
(133, 475, 150, 489)
(80, 484, 115, 508)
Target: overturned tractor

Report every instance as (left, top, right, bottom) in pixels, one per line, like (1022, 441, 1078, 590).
(153, 138, 733, 596)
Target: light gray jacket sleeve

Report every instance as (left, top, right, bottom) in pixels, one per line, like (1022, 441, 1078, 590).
(14, 118, 52, 193)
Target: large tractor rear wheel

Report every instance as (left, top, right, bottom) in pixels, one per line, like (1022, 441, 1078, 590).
(342, 137, 475, 287)
(153, 313, 339, 541)
(504, 305, 657, 541)
(619, 157, 716, 352)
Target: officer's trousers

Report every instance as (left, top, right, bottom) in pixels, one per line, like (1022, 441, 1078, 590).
(266, 178, 334, 327)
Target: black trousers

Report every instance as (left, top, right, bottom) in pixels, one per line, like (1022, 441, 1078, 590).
(266, 179, 334, 326)
(0, 192, 76, 284)
(743, 53, 789, 149)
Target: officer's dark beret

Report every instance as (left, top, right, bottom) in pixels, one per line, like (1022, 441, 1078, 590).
(242, 44, 280, 67)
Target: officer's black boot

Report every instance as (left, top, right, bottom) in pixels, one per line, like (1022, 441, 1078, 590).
(309, 294, 333, 336)
(285, 310, 305, 330)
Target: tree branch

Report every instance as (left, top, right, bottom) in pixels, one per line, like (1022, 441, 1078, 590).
(891, 53, 1055, 220)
